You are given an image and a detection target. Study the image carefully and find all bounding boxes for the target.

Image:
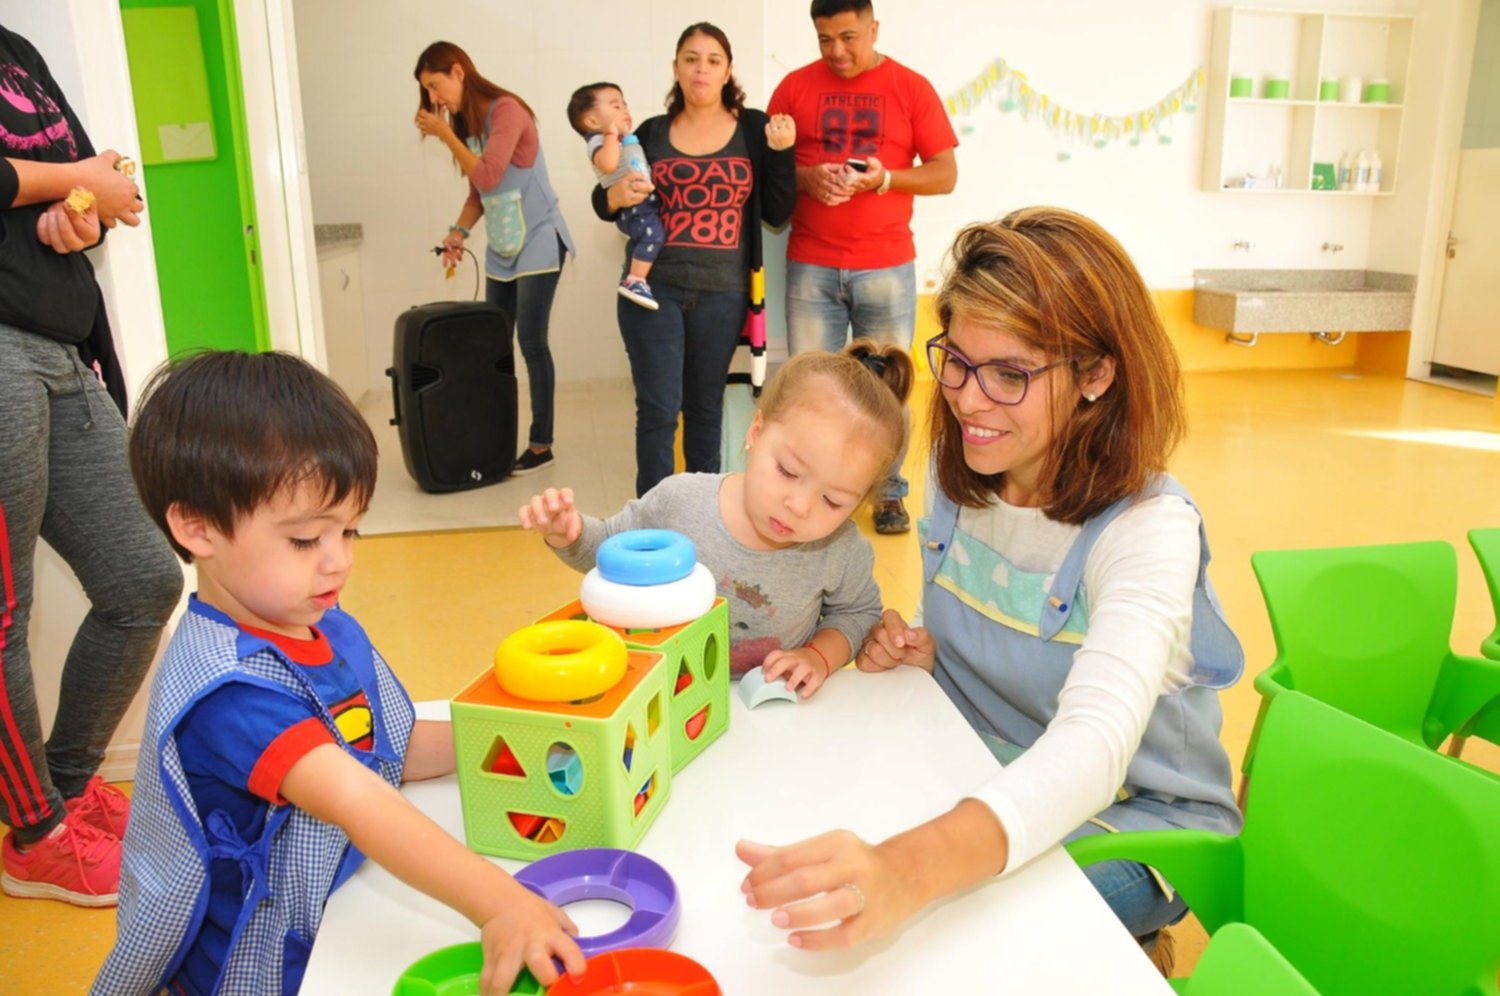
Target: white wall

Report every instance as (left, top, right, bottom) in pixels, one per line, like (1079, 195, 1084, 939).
(0, 0, 180, 779)
(292, 0, 1475, 384)
(291, 1, 766, 392)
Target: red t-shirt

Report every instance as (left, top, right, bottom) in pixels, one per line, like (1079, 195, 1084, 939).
(769, 56, 957, 269)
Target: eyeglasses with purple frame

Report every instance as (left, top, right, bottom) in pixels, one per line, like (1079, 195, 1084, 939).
(925, 334, 1073, 406)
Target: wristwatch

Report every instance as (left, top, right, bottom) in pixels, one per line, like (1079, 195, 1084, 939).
(876, 168, 893, 196)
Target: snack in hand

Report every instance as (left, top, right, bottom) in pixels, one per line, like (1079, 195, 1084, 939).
(64, 187, 96, 214)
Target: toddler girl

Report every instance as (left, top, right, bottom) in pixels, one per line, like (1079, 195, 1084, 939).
(520, 340, 912, 696)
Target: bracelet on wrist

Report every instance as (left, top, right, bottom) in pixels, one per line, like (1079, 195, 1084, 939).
(876, 169, 893, 196)
(805, 642, 833, 678)
(448, 224, 470, 239)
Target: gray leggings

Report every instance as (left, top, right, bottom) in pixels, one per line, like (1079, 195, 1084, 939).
(0, 325, 181, 843)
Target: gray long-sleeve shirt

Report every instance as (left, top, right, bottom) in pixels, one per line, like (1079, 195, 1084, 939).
(553, 473, 881, 674)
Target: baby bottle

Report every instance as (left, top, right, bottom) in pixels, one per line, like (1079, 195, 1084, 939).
(621, 134, 649, 180)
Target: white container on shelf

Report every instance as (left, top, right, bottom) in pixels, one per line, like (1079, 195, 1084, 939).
(1366, 150, 1383, 192)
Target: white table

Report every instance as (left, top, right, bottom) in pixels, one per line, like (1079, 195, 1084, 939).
(303, 667, 1172, 994)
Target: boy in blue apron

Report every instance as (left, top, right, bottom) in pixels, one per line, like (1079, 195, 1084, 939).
(93, 351, 584, 995)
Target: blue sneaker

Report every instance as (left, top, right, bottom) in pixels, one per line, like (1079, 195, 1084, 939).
(618, 277, 659, 310)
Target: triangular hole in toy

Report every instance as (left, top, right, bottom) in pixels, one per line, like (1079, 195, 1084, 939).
(484, 736, 526, 777)
(685, 705, 710, 741)
(674, 660, 693, 696)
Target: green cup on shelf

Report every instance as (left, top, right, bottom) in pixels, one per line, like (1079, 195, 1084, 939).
(1262, 77, 1290, 100)
(1229, 76, 1252, 98)
(1364, 79, 1391, 103)
(1319, 79, 1340, 101)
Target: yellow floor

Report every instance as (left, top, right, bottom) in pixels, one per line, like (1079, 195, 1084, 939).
(5, 368, 1499, 991)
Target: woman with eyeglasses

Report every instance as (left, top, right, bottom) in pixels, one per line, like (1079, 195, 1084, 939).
(737, 207, 1243, 973)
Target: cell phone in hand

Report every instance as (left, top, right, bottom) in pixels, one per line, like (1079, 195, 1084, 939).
(845, 158, 870, 173)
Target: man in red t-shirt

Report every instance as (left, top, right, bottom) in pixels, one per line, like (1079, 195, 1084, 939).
(769, 0, 958, 534)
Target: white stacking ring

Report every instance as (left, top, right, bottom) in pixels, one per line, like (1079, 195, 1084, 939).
(581, 561, 716, 630)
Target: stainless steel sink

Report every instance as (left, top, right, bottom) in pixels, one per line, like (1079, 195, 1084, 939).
(1193, 269, 1415, 335)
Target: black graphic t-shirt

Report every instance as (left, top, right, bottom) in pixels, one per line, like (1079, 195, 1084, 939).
(641, 124, 751, 293)
(0, 26, 100, 342)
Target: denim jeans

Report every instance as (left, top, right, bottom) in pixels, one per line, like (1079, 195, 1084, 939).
(617, 281, 747, 497)
(785, 261, 917, 502)
(979, 731, 1189, 940)
(486, 251, 564, 449)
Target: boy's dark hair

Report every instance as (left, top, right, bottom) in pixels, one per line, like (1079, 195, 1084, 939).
(566, 82, 619, 137)
(130, 350, 378, 562)
(811, 0, 872, 19)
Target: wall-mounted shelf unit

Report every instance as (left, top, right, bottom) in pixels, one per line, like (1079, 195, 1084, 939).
(1203, 7, 1414, 195)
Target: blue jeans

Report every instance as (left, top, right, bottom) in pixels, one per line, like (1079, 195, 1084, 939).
(785, 261, 917, 502)
(979, 732, 1189, 940)
(617, 282, 747, 497)
(486, 255, 564, 449)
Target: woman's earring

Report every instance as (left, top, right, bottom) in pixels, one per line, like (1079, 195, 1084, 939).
(1084, 392, 1098, 403)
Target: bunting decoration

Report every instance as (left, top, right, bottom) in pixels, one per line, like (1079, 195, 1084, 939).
(944, 59, 1202, 156)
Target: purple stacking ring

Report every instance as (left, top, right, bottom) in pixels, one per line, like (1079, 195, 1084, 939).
(514, 848, 681, 956)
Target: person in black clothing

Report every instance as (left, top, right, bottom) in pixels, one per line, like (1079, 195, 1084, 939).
(592, 22, 796, 497)
(0, 25, 181, 907)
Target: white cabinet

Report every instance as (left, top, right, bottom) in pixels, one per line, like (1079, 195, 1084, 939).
(1203, 7, 1413, 195)
(318, 247, 369, 403)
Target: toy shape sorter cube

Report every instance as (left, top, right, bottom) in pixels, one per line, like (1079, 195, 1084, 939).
(540, 597, 730, 773)
(451, 628, 674, 860)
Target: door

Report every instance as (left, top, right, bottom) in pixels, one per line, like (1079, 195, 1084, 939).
(1431, 148, 1500, 376)
(119, 0, 269, 355)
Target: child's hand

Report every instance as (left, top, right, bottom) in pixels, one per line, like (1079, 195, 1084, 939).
(762, 646, 832, 698)
(518, 488, 583, 548)
(477, 886, 586, 993)
(765, 113, 796, 151)
(856, 609, 935, 673)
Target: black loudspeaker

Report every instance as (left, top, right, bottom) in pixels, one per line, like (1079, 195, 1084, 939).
(387, 301, 517, 493)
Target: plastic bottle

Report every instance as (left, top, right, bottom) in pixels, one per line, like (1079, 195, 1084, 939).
(1337, 152, 1352, 192)
(1354, 151, 1371, 193)
(621, 133, 649, 179)
(1367, 150, 1383, 193)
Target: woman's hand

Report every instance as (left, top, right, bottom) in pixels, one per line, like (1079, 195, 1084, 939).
(415, 108, 454, 140)
(604, 174, 653, 212)
(76, 150, 143, 227)
(857, 609, 935, 673)
(476, 886, 585, 994)
(441, 228, 465, 268)
(518, 488, 583, 549)
(36, 198, 100, 254)
(761, 646, 831, 698)
(736, 832, 928, 950)
(765, 113, 796, 151)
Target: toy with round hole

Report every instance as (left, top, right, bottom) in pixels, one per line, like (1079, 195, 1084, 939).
(544, 529, 732, 774)
(452, 618, 674, 860)
(580, 530, 716, 629)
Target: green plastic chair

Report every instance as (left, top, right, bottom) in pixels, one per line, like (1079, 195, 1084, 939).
(1468, 528, 1500, 662)
(1068, 691, 1500, 995)
(1176, 923, 1319, 995)
(1238, 540, 1500, 804)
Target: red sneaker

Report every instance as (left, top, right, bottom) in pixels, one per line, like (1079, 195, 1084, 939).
(1, 820, 120, 907)
(65, 776, 130, 837)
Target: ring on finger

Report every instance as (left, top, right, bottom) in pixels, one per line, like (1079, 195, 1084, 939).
(841, 881, 866, 917)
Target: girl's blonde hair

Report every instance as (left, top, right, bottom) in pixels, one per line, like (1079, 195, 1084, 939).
(757, 339, 915, 490)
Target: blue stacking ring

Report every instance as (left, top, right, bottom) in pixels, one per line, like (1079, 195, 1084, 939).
(596, 529, 696, 586)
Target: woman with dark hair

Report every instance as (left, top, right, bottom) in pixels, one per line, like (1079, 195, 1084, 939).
(594, 23, 796, 497)
(415, 41, 573, 476)
(738, 208, 1244, 974)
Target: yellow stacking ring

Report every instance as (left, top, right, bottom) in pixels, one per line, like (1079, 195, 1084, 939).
(494, 620, 628, 702)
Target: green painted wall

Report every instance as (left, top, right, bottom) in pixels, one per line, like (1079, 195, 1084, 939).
(1462, 0, 1500, 149)
(120, 0, 268, 355)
